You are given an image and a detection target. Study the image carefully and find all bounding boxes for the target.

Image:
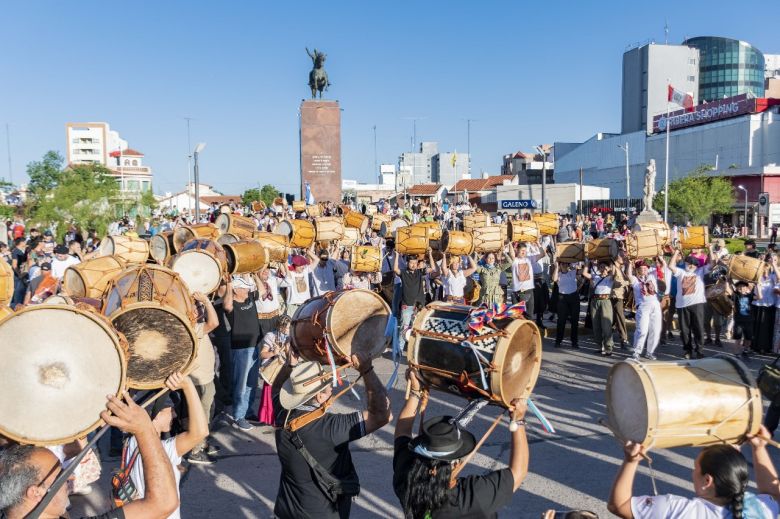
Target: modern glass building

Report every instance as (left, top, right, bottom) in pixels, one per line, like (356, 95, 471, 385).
(684, 36, 765, 102)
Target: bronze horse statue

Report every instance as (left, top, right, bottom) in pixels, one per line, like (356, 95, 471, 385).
(306, 47, 330, 98)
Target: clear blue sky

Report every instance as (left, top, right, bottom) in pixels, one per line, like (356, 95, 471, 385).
(1, 0, 776, 195)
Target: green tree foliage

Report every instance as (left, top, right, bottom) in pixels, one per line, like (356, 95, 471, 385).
(26, 151, 64, 195)
(243, 184, 280, 207)
(653, 165, 735, 225)
(242, 187, 261, 206)
(30, 163, 119, 239)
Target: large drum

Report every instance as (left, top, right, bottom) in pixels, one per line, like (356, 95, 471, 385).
(371, 213, 391, 232)
(292, 200, 306, 213)
(408, 302, 543, 408)
(632, 221, 671, 247)
(149, 231, 176, 263)
(171, 239, 229, 294)
(380, 218, 409, 238)
(473, 225, 503, 253)
(306, 204, 322, 218)
(100, 236, 149, 265)
(0, 305, 127, 445)
(291, 289, 390, 365)
(680, 226, 710, 250)
(251, 201, 266, 213)
(0, 305, 13, 320)
(255, 232, 290, 263)
(626, 230, 663, 260)
(173, 223, 220, 252)
(340, 227, 361, 247)
(532, 213, 560, 236)
(350, 245, 381, 273)
(507, 221, 540, 243)
(414, 222, 443, 241)
(706, 280, 733, 316)
(0, 260, 14, 306)
(395, 225, 430, 255)
(556, 242, 585, 263)
(606, 357, 761, 448)
(344, 211, 370, 235)
(275, 219, 316, 249)
(440, 230, 474, 256)
(314, 216, 345, 243)
(62, 256, 127, 299)
(216, 233, 240, 246)
(215, 213, 257, 239)
(103, 265, 196, 390)
(725, 254, 763, 283)
(463, 212, 490, 232)
(223, 240, 269, 274)
(586, 238, 618, 261)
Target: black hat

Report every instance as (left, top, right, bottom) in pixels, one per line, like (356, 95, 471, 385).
(408, 415, 476, 461)
(40, 262, 51, 271)
(54, 245, 68, 254)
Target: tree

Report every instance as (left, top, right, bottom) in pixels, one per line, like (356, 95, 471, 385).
(30, 163, 119, 239)
(242, 187, 262, 206)
(653, 165, 734, 225)
(26, 151, 64, 195)
(243, 184, 280, 207)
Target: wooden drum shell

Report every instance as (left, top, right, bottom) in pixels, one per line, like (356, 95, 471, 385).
(0, 260, 15, 306)
(473, 225, 503, 253)
(223, 240, 270, 274)
(344, 211, 370, 235)
(100, 236, 149, 265)
(275, 219, 316, 249)
(507, 221, 540, 243)
(62, 256, 127, 299)
(586, 238, 618, 261)
(440, 230, 474, 256)
(556, 242, 585, 263)
(725, 254, 763, 283)
(215, 213, 257, 239)
(680, 226, 710, 250)
(626, 230, 663, 260)
(395, 225, 430, 256)
(532, 213, 560, 236)
(149, 232, 176, 263)
(314, 216, 346, 243)
(371, 213, 391, 232)
(632, 221, 671, 247)
(173, 223, 220, 253)
(463, 212, 490, 232)
(255, 232, 290, 263)
(350, 245, 381, 273)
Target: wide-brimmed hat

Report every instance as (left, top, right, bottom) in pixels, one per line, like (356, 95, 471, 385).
(279, 361, 331, 410)
(408, 415, 476, 461)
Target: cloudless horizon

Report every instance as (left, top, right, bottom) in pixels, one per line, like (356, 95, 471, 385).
(1, 0, 777, 196)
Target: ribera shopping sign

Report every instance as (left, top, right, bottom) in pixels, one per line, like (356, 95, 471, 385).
(652, 94, 778, 133)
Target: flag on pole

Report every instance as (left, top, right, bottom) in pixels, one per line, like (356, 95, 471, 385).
(305, 182, 315, 205)
(667, 84, 694, 112)
(451, 151, 457, 168)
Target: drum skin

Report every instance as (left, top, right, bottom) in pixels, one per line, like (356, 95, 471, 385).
(632, 221, 671, 247)
(507, 221, 539, 243)
(532, 213, 560, 236)
(680, 226, 710, 250)
(255, 232, 290, 263)
(100, 236, 149, 265)
(380, 218, 408, 238)
(292, 200, 306, 212)
(216, 233, 240, 246)
(339, 227, 361, 247)
(725, 254, 763, 283)
(473, 225, 503, 253)
(407, 302, 543, 408)
(276, 219, 316, 249)
(215, 213, 257, 239)
(223, 240, 270, 274)
(314, 216, 346, 242)
(440, 230, 474, 256)
(291, 289, 390, 365)
(173, 223, 220, 252)
(0, 305, 126, 445)
(306, 204, 322, 218)
(586, 238, 618, 261)
(606, 357, 761, 448)
(150, 231, 176, 263)
(706, 280, 733, 316)
(62, 256, 127, 299)
(350, 246, 381, 273)
(556, 242, 585, 263)
(395, 225, 430, 255)
(171, 239, 228, 294)
(0, 260, 15, 306)
(463, 213, 490, 232)
(344, 211, 369, 235)
(626, 230, 663, 260)
(371, 213, 391, 232)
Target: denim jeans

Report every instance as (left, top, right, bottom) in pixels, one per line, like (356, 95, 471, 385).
(231, 346, 259, 420)
(398, 306, 415, 352)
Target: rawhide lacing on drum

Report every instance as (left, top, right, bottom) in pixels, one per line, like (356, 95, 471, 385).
(703, 355, 759, 443)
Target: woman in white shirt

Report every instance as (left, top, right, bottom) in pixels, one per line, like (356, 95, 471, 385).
(608, 426, 780, 519)
(439, 254, 477, 303)
(751, 261, 776, 354)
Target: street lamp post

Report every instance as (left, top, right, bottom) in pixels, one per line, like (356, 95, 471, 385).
(617, 142, 630, 212)
(738, 185, 748, 236)
(193, 143, 207, 222)
(535, 145, 547, 212)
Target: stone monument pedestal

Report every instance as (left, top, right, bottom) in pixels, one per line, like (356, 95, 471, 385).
(300, 99, 341, 203)
(635, 209, 663, 223)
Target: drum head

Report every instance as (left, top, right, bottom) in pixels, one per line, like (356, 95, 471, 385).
(111, 306, 195, 389)
(99, 237, 115, 256)
(275, 221, 293, 239)
(326, 289, 390, 359)
(0, 306, 125, 445)
(217, 233, 239, 246)
(492, 319, 543, 407)
(62, 268, 86, 298)
(215, 213, 230, 234)
(606, 362, 649, 444)
(172, 251, 221, 294)
(150, 235, 169, 261)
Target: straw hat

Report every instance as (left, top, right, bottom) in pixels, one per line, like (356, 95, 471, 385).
(279, 361, 331, 410)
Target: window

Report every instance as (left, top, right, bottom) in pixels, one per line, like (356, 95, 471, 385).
(688, 58, 696, 65)
(72, 138, 79, 144)
(126, 180, 140, 191)
(132, 160, 138, 166)
(124, 159, 130, 166)
(141, 181, 151, 192)
(687, 75, 695, 82)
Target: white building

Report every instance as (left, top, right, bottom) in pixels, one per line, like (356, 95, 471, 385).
(496, 183, 610, 215)
(157, 183, 239, 215)
(432, 151, 470, 185)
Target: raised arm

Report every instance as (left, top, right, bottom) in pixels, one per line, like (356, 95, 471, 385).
(507, 241, 516, 260)
(440, 254, 451, 277)
(551, 262, 559, 283)
(427, 248, 436, 274)
(748, 426, 780, 502)
(167, 373, 209, 457)
(668, 249, 681, 274)
(581, 259, 592, 280)
(607, 441, 646, 519)
(352, 352, 391, 434)
(395, 368, 424, 439)
(463, 255, 477, 277)
(508, 399, 529, 491)
(222, 281, 234, 314)
(393, 251, 402, 277)
(194, 292, 218, 334)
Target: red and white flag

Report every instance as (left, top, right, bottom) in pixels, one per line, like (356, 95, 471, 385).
(668, 84, 694, 112)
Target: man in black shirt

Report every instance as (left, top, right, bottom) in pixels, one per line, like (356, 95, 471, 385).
(274, 353, 391, 519)
(393, 369, 529, 518)
(0, 392, 178, 519)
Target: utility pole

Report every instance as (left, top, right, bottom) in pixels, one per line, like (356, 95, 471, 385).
(184, 117, 193, 216)
(373, 125, 378, 183)
(579, 168, 583, 218)
(4, 124, 11, 183)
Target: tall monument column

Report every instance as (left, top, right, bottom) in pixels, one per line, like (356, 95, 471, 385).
(299, 100, 341, 203)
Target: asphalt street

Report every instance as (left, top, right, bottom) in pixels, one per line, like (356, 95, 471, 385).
(72, 315, 780, 518)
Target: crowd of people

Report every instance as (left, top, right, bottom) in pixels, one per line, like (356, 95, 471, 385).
(1, 199, 780, 518)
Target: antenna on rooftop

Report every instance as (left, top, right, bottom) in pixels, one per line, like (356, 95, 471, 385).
(664, 19, 669, 44)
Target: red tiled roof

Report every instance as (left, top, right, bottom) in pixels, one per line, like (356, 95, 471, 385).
(452, 175, 514, 192)
(484, 175, 514, 187)
(121, 148, 144, 156)
(200, 195, 242, 205)
(406, 184, 442, 195)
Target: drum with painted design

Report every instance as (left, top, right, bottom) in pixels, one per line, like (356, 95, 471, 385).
(395, 225, 430, 255)
(350, 245, 381, 273)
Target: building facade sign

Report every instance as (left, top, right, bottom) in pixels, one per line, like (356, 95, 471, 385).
(500, 199, 537, 209)
(652, 94, 775, 133)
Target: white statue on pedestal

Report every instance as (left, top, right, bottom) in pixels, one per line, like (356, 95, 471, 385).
(643, 159, 656, 213)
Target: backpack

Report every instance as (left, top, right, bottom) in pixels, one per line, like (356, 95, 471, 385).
(111, 441, 140, 507)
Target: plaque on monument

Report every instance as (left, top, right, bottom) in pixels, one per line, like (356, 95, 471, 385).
(299, 99, 342, 203)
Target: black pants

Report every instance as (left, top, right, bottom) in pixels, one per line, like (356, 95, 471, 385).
(678, 303, 705, 354)
(612, 298, 628, 343)
(212, 334, 233, 408)
(556, 292, 579, 346)
(513, 289, 534, 320)
(765, 396, 780, 435)
(533, 278, 548, 325)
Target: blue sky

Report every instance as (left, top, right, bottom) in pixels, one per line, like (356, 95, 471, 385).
(0, 0, 776, 195)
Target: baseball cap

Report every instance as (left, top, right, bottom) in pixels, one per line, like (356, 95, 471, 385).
(54, 245, 68, 254)
(40, 262, 51, 271)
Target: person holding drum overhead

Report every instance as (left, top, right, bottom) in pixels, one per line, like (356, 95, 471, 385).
(509, 242, 545, 320)
(0, 393, 180, 519)
(625, 257, 666, 361)
(669, 246, 716, 360)
(582, 259, 617, 356)
(439, 253, 477, 303)
(394, 248, 436, 353)
(255, 266, 283, 336)
(551, 260, 582, 349)
(280, 255, 313, 318)
(607, 428, 780, 519)
(393, 369, 530, 518)
(476, 247, 511, 307)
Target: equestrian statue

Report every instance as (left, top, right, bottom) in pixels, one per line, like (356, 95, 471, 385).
(306, 47, 330, 99)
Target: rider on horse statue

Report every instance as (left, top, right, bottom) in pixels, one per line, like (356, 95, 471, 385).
(306, 47, 330, 99)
